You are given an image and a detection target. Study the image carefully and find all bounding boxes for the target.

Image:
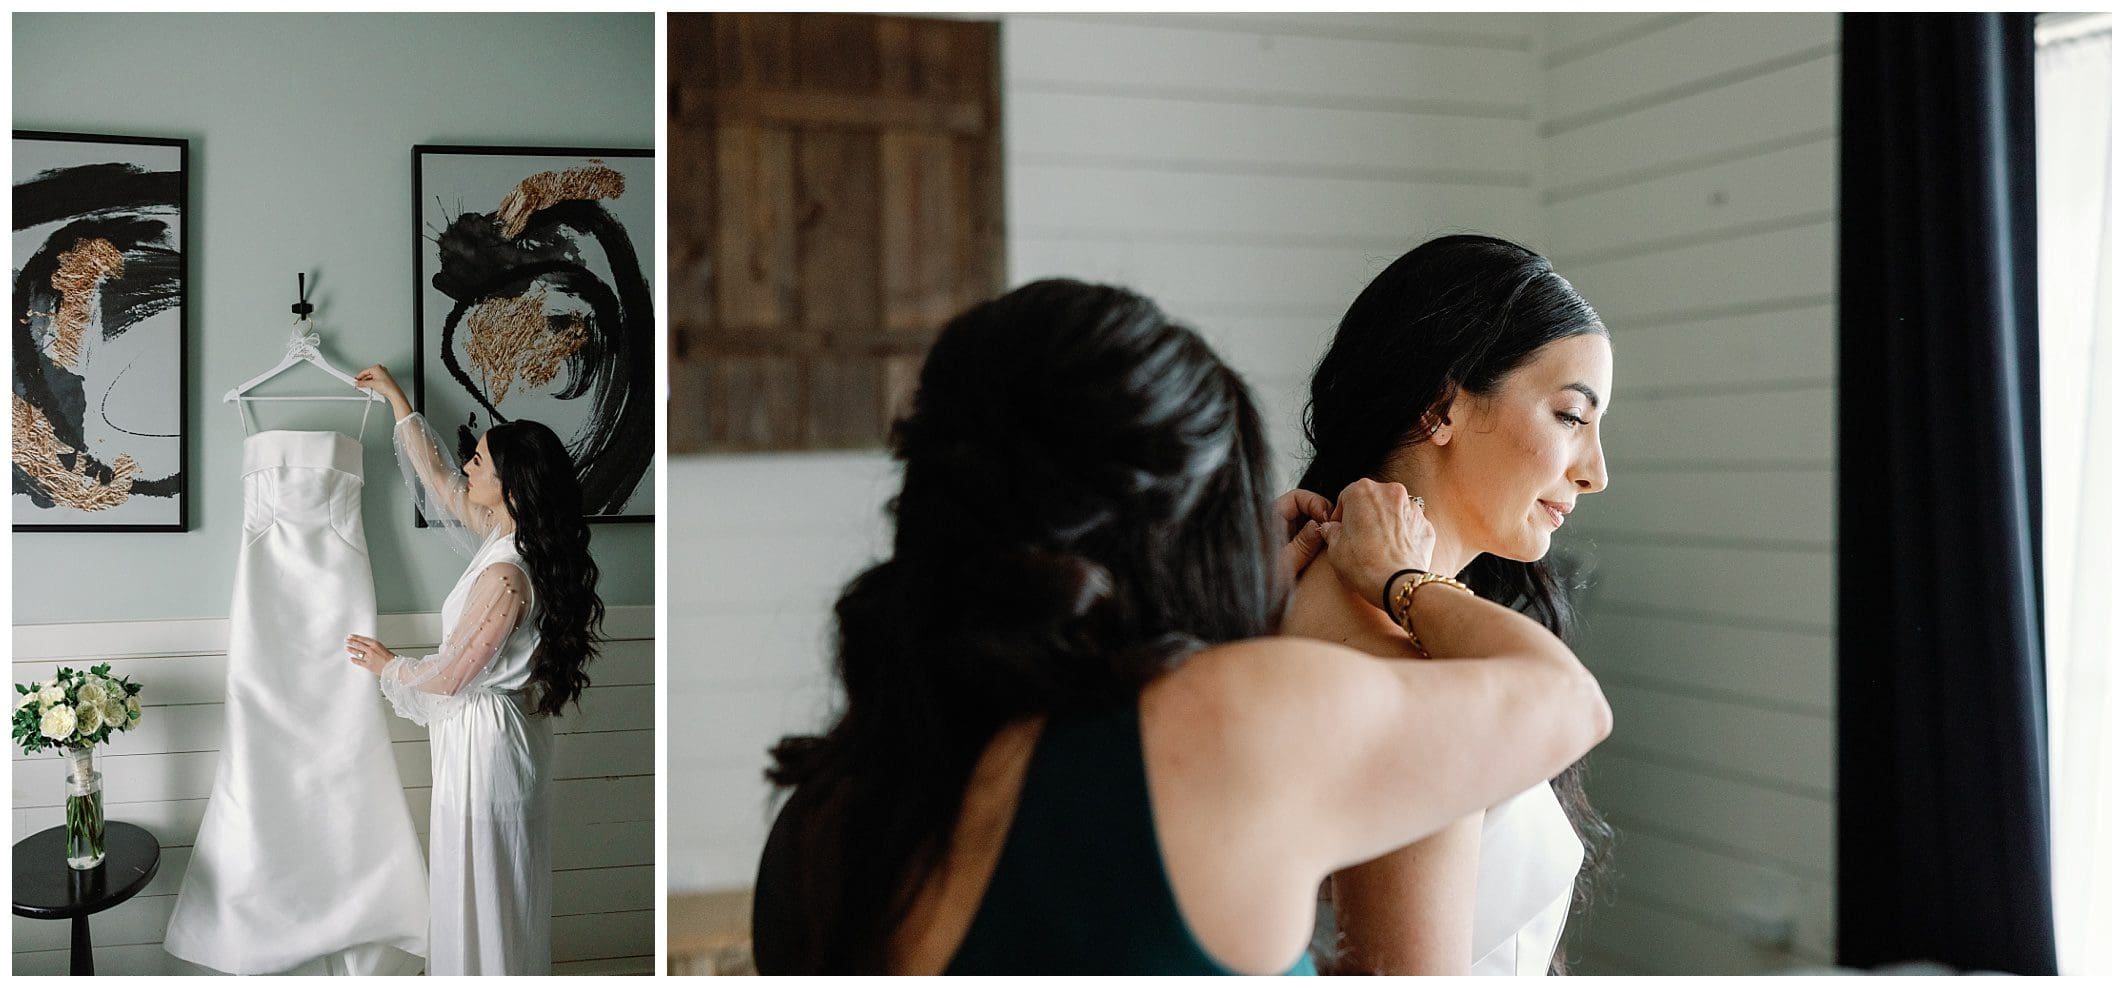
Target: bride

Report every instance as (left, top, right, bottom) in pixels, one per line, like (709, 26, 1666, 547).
(342, 364, 606, 975)
(1284, 234, 1615, 975)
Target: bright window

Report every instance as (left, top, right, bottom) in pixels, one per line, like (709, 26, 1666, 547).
(2035, 10, 2113, 977)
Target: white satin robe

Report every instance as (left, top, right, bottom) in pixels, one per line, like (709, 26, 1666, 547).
(380, 413, 553, 975)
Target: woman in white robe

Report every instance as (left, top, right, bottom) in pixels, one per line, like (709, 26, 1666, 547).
(342, 364, 605, 976)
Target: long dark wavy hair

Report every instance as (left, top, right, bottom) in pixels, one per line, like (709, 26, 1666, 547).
(754, 279, 1286, 973)
(1297, 233, 1614, 974)
(485, 419, 605, 717)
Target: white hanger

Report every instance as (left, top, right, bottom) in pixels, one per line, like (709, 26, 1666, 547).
(221, 317, 381, 405)
(224, 274, 385, 437)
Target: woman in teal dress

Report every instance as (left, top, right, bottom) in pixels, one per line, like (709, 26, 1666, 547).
(750, 279, 1613, 974)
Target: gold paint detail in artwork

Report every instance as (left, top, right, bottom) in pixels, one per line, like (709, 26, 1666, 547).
(45, 238, 126, 368)
(464, 285, 589, 404)
(495, 162, 626, 239)
(12, 395, 136, 511)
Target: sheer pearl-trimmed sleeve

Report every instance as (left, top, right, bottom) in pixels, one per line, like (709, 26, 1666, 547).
(378, 562, 529, 725)
(393, 411, 495, 558)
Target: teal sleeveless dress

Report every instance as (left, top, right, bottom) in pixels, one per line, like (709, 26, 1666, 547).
(752, 702, 1316, 975)
(942, 702, 1317, 975)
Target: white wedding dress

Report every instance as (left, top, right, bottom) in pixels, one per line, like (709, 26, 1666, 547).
(163, 429, 430, 975)
(377, 412, 553, 975)
(1470, 783, 1585, 975)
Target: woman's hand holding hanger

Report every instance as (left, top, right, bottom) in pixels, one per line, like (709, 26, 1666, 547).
(353, 365, 412, 420)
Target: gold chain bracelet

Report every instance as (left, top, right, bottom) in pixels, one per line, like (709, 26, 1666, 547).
(1391, 571, 1474, 659)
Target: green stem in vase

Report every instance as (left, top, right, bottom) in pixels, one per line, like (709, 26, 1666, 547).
(66, 792, 106, 859)
(63, 747, 106, 865)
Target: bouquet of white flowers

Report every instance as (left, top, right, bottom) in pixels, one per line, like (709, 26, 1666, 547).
(13, 663, 143, 752)
(13, 663, 144, 869)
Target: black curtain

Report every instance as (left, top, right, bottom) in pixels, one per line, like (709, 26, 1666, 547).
(1837, 13, 2054, 975)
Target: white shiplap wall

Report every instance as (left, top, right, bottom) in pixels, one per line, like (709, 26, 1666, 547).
(1537, 12, 1840, 976)
(10, 609, 656, 976)
(667, 11, 1546, 892)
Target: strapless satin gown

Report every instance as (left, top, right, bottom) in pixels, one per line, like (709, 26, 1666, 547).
(163, 430, 429, 974)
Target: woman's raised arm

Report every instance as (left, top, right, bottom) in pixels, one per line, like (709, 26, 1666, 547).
(1185, 480, 1611, 878)
(355, 364, 493, 538)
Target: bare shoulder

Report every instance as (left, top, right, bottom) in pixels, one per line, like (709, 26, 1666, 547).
(1143, 637, 1398, 770)
(1138, 637, 1404, 969)
(1151, 637, 1392, 718)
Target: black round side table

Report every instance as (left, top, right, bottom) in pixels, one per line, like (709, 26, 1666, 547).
(13, 822, 161, 976)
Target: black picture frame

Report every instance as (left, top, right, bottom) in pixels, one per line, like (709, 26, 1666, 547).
(12, 130, 190, 533)
(411, 144, 655, 525)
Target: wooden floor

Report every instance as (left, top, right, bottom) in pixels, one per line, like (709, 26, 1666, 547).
(668, 889, 756, 975)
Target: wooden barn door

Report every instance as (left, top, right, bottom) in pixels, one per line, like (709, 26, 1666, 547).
(668, 13, 1002, 452)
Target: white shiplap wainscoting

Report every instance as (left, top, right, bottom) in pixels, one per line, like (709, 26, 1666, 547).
(10, 606, 655, 976)
(1538, 12, 1840, 975)
(667, 9, 1547, 898)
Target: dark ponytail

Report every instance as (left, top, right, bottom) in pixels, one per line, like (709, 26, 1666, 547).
(756, 279, 1284, 973)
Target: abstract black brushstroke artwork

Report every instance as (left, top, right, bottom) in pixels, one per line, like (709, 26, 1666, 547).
(12, 132, 189, 532)
(413, 145, 653, 522)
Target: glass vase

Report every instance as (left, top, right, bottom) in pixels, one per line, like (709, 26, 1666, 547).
(64, 746, 105, 870)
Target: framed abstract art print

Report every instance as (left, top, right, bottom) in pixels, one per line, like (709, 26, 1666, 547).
(412, 144, 654, 522)
(12, 131, 190, 532)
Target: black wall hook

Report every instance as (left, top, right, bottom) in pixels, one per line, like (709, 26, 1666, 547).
(292, 272, 314, 318)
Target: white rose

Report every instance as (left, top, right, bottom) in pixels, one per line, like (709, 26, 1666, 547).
(15, 689, 37, 711)
(76, 703, 105, 737)
(38, 684, 64, 708)
(126, 696, 142, 722)
(40, 704, 76, 741)
(77, 680, 108, 708)
(101, 699, 127, 729)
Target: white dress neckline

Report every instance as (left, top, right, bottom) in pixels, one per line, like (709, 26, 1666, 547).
(1471, 782, 1585, 975)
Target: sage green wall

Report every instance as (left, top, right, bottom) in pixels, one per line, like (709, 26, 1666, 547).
(12, 13, 656, 622)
